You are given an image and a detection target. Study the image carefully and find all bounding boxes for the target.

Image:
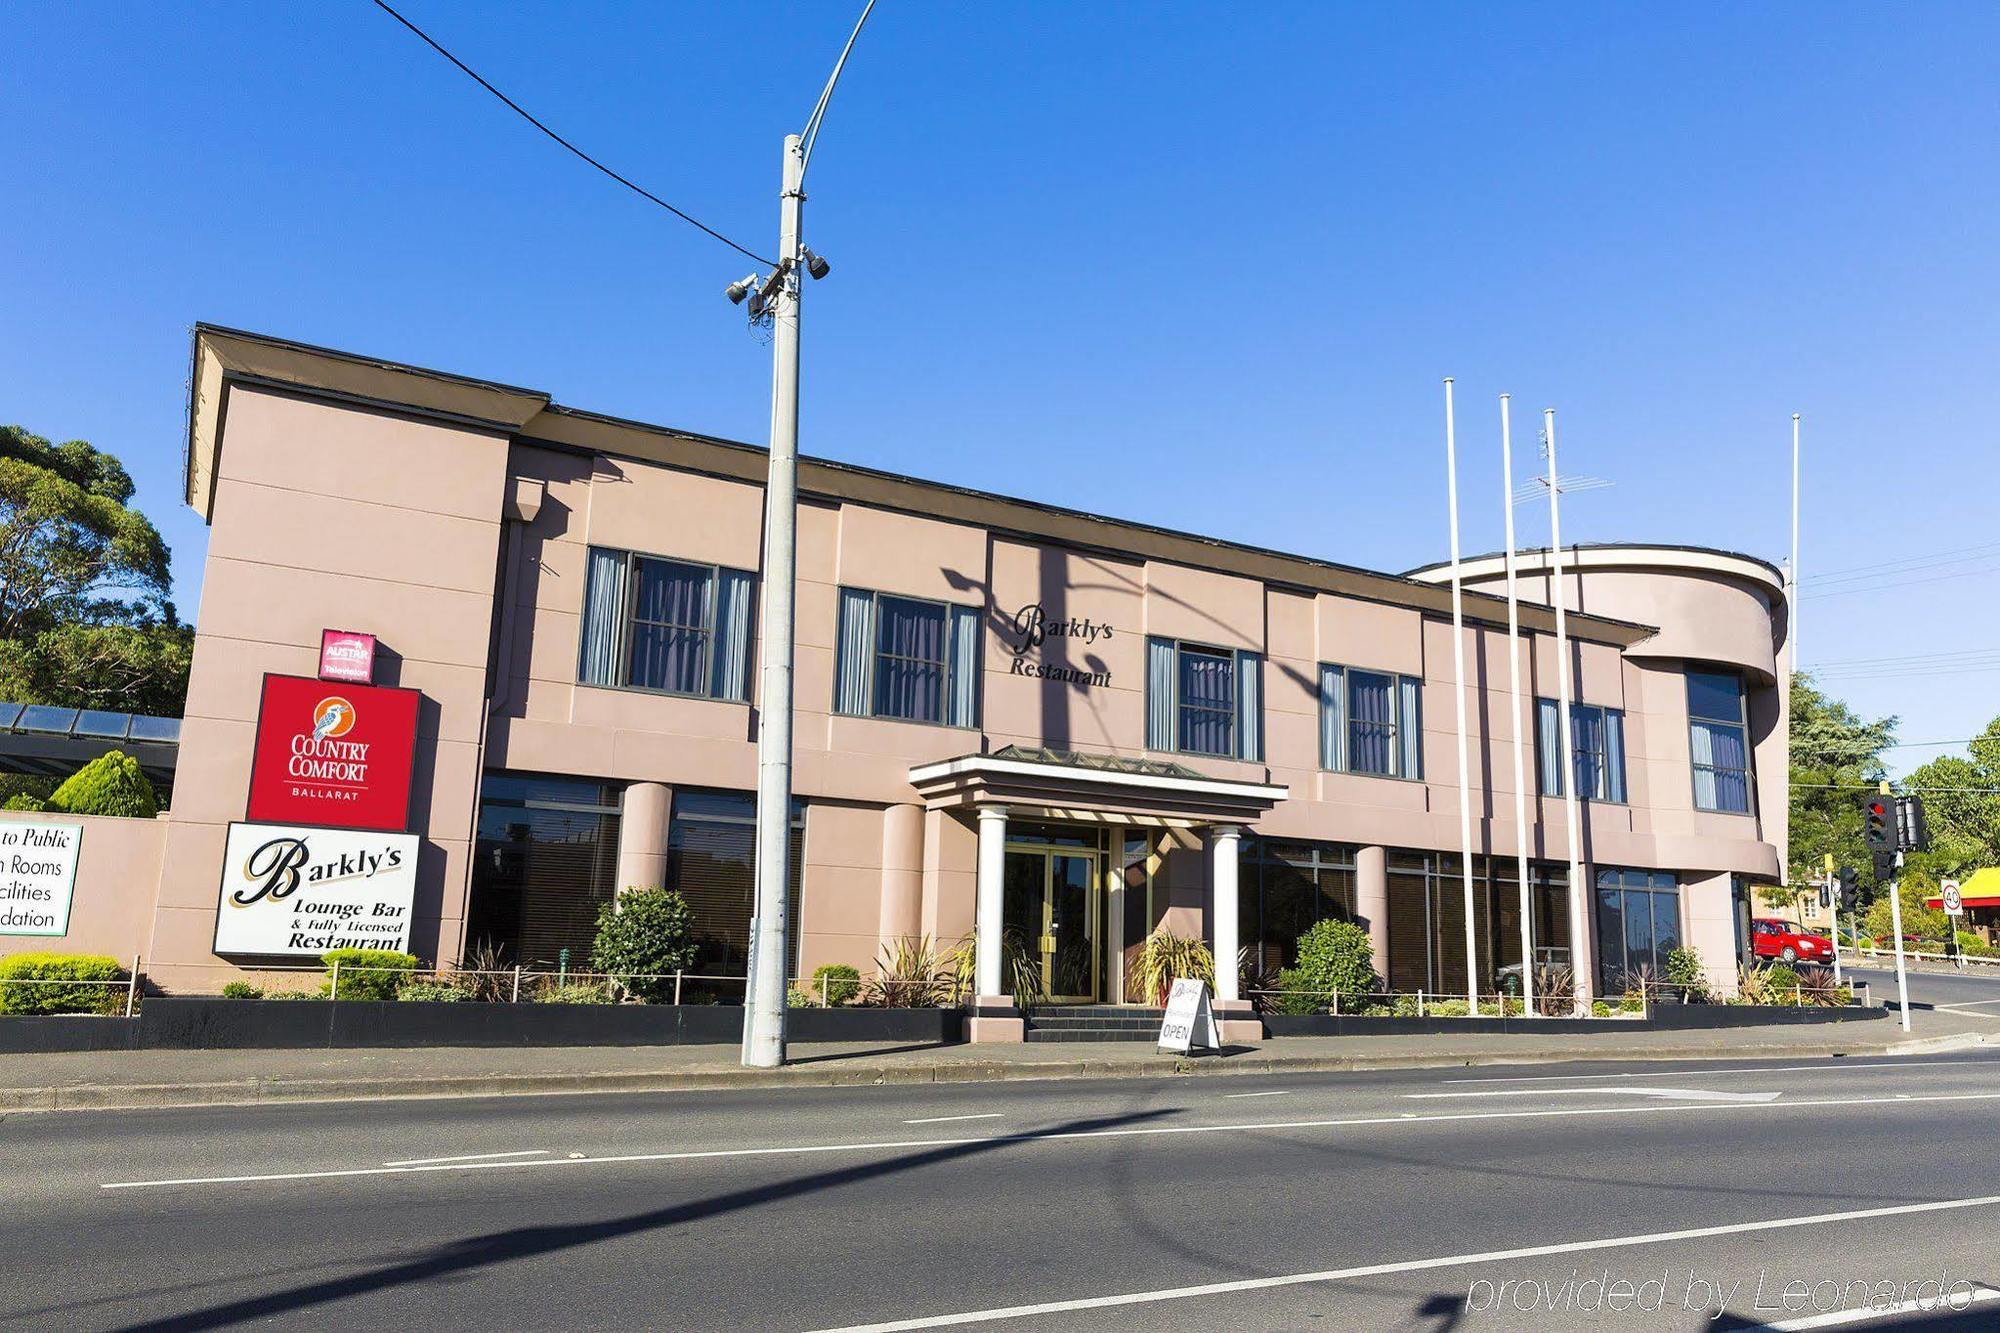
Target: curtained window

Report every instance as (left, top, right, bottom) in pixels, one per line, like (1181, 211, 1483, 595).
(1146, 638, 1263, 760)
(1535, 698, 1628, 802)
(575, 547, 754, 702)
(833, 589, 982, 727)
(1687, 668, 1752, 814)
(1320, 663, 1423, 779)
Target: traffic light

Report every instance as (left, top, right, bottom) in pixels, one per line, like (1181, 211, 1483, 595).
(1864, 796, 1893, 851)
(1897, 795, 1931, 853)
(1836, 866, 1859, 912)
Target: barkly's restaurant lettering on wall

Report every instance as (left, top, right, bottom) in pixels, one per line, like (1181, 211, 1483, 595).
(1006, 603, 1114, 688)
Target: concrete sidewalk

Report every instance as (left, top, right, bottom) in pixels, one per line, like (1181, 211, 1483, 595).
(0, 1014, 1984, 1114)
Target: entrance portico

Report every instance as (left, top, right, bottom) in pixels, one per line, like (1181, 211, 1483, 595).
(909, 747, 1286, 1042)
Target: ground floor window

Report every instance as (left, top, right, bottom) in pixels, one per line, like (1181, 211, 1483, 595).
(466, 773, 623, 969)
(1595, 867, 1682, 994)
(1385, 852, 1570, 997)
(667, 789, 805, 997)
(1238, 838, 1356, 978)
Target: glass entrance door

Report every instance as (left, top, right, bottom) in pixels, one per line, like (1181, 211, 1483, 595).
(1001, 846, 1100, 1003)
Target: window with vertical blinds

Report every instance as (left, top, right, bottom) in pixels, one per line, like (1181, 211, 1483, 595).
(1382, 851, 1571, 996)
(666, 789, 806, 990)
(1536, 698, 1628, 802)
(1319, 663, 1424, 779)
(466, 774, 624, 969)
(1144, 637, 1263, 761)
(832, 588, 982, 728)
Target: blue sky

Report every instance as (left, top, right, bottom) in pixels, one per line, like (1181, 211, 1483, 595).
(7, 2, 1997, 771)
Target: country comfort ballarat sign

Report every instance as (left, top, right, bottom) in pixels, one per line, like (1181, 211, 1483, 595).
(1005, 604, 1113, 688)
(213, 821, 419, 956)
(245, 673, 420, 833)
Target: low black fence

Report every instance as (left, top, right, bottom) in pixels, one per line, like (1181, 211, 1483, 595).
(1263, 1003, 1891, 1038)
(0, 1000, 964, 1052)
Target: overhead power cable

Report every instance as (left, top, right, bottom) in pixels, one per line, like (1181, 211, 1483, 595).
(369, 0, 774, 266)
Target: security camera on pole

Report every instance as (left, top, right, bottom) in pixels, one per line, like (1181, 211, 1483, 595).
(739, 2, 876, 1070)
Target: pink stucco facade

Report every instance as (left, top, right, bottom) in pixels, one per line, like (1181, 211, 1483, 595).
(4, 328, 1789, 1008)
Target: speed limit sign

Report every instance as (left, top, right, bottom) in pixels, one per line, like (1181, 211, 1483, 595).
(1942, 879, 1964, 916)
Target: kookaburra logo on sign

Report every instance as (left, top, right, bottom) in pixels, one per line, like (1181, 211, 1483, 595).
(1006, 603, 1113, 688)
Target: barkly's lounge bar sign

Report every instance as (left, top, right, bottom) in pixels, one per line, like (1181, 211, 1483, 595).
(1006, 603, 1114, 688)
(213, 822, 419, 956)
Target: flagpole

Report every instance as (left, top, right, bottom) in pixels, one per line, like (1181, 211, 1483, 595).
(1500, 395, 1535, 1016)
(1445, 380, 1480, 1011)
(1545, 408, 1589, 1010)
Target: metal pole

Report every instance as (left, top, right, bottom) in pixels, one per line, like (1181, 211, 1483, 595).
(511, 964, 522, 1003)
(1789, 413, 1801, 679)
(1545, 409, 1590, 1010)
(1886, 782, 1911, 1032)
(1499, 394, 1536, 1016)
(125, 954, 140, 1019)
(1443, 380, 1480, 1011)
(329, 958, 340, 1000)
(742, 132, 807, 1069)
(1826, 854, 1842, 987)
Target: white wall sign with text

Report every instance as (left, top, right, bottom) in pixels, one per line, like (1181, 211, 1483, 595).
(213, 821, 419, 957)
(1157, 977, 1220, 1054)
(0, 820, 82, 937)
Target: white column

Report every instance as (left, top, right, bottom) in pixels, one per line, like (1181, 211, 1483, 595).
(975, 805, 1009, 997)
(1209, 824, 1243, 1002)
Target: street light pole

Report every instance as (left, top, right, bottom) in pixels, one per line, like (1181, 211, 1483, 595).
(741, 134, 806, 1070)
(741, 1, 876, 1070)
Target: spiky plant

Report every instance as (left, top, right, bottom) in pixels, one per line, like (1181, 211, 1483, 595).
(1129, 929, 1214, 1007)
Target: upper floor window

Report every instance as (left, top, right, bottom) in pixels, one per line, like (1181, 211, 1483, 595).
(834, 588, 982, 727)
(1687, 668, 1752, 814)
(1319, 663, 1422, 779)
(1147, 637, 1263, 760)
(1536, 699, 1627, 802)
(577, 547, 754, 702)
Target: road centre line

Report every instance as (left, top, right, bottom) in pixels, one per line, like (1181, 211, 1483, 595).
(1445, 1058, 1980, 1084)
(902, 1114, 1002, 1125)
(803, 1194, 2000, 1332)
(1765, 1285, 2000, 1330)
(97, 1088, 2000, 1192)
(380, 1149, 549, 1167)
(1408, 1087, 1780, 1104)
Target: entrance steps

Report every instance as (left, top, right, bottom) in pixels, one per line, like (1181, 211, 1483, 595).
(1023, 1005, 1166, 1043)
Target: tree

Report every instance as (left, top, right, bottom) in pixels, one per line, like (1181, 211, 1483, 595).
(1788, 674, 1897, 897)
(1902, 717, 2000, 882)
(0, 424, 191, 714)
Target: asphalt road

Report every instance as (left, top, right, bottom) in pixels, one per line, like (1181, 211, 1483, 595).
(1847, 960, 2000, 1018)
(6, 1051, 2000, 1331)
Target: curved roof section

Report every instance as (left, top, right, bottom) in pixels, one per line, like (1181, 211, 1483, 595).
(1405, 543, 1785, 595)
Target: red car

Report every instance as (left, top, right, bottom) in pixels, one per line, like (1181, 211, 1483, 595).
(1751, 918, 1833, 963)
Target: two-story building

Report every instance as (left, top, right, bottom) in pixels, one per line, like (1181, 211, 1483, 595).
(26, 326, 1789, 1032)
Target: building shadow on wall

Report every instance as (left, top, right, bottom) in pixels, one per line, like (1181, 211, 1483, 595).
(107, 1108, 1178, 1332)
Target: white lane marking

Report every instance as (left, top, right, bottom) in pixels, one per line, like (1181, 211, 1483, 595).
(1763, 1284, 2000, 1330)
(804, 1194, 2000, 1332)
(1935, 1002, 2000, 1019)
(1445, 1058, 1980, 1084)
(1408, 1087, 1781, 1104)
(1222, 1090, 1292, 1099)
(380, 1149, 549, 1167)
(98, 1087, 2000, 1192)
(901, 1113, 1002, 1125)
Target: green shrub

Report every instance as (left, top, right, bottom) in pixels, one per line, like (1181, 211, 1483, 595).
(785, 985, 813, 1008)
(1271, 967, 1326, 1015)
(1, 792, 47, 812)
(536, 980, 613, 1005)
(0, 952, 124, 1014)
(809, 963, 862, 1006)
(46, 750, 157, 819)
(0, 775, 55, 808)
(399, 979, 473, 1002)
(1663, 946, 1709, 1001)
(319, 948, 420, 1000)
(590, 888, 697, 1003)
(1426, 999, 1470, 1017)
(1289, 919, 1381, 1005)
(1762, 962, 1801, 996)
(1956, 931, 1997, 958)
(219, 980, 264, 1000)
(1590, 1000, 1613, 1018)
